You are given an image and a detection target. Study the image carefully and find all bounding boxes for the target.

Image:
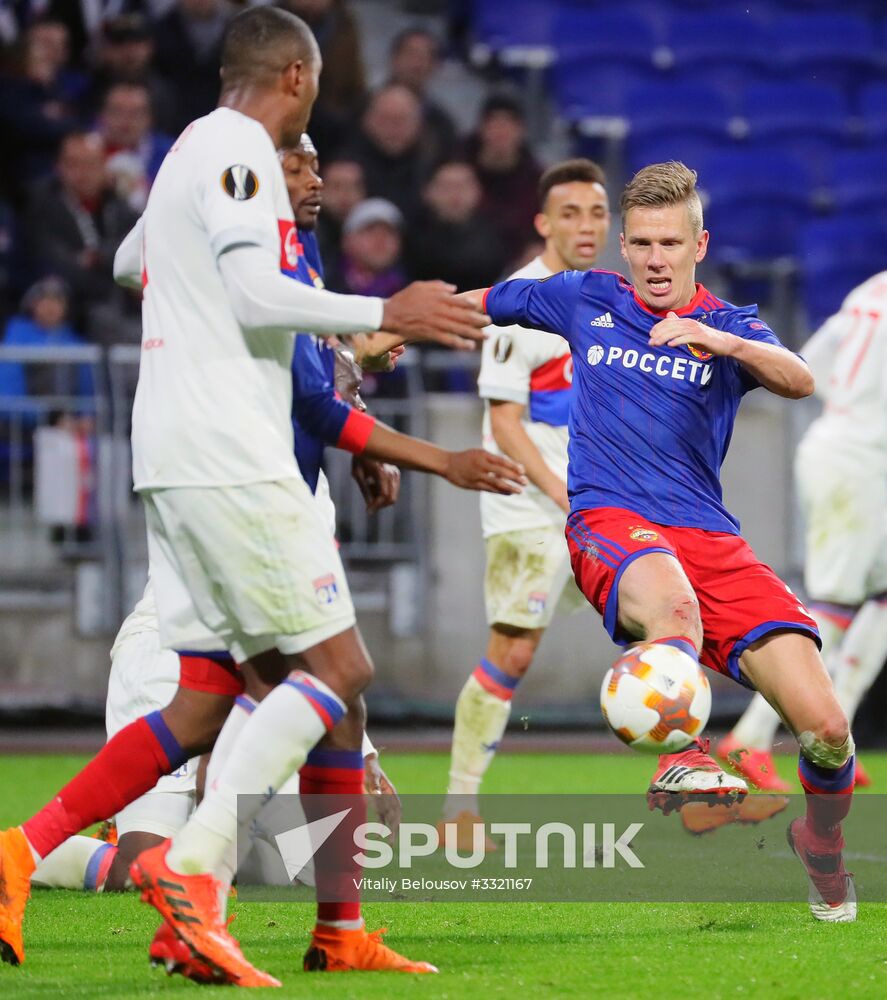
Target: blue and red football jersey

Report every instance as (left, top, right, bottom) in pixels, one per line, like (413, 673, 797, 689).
(485, 271, 798, 534)
(283, 230, 374, 492)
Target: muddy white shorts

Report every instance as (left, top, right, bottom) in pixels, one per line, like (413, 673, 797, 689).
(484, 525, 586, 630)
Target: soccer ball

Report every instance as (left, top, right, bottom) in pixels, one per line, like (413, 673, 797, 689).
(600, 643, 711, 753)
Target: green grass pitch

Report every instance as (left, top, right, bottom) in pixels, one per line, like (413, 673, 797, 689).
(1, 750, 886, 999)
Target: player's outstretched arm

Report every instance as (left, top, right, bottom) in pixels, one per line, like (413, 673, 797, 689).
(360, 421, 527, 495)
(648, 312, 814, 399)
(380, 281, 488, 350)
(489, 401, 569, 513)
(113, 217, 144, 290)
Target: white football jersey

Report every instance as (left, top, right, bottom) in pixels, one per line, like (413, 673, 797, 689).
(800, 270, 887, 465)
(479, 257, 573, 537)
(131, 108, 303, 489)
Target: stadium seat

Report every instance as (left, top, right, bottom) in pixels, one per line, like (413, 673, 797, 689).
(859, 83, 887, 142)
(624, 135, 732, 178)
(551, 59, 654, 122)
(665, 12, 769, 92)
(767, 15, 879, 89)
(625, 81, 735, 143)
(825, 148, 887, 213)
(551, 9, 663, 65)
(798, 216, 887, 328)
(696, 150, 815, 262)
(471, 0, 555, 57)
(740, 81, 850, 142)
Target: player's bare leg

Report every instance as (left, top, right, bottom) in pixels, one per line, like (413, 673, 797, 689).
(718, 600, 855, 791)
(441, 624, 543, 849)
(614, 552, 748, 810)
(740, 632, 856, 921)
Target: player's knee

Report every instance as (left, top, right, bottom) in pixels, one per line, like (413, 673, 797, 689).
(330, 650, 374, 700)
(799, 716, 854, 769)
(498, 638, 536, 678)
(656, 590, 702, 646)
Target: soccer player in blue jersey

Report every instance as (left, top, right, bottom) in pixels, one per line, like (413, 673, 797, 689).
(463, 161, 857, 922)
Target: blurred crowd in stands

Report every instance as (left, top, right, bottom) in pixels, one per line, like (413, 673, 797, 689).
(0, 0, 547, 397)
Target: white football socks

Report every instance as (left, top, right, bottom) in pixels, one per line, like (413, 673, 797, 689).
(31, 835, 113, 891)
(831, 598, 887, 725)
(166, 674, 344, 877)
(444, 673, 512, 819)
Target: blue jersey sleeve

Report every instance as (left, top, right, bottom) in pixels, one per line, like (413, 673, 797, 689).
(485, 270, 585, 342)
(291, 338, 352, 446)
(714, 306, 796, 393)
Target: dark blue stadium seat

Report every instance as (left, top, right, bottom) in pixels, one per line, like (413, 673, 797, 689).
(666, 12, 769, 87)
(551, 60, 654, 121)
(551, 10, 663, 63)
(798, 216, 887, 327)
(625, 81, 735, 143)
(825, 148, 887, 212)
(859, 83, 887, 142)
(471, 0, 555, 54)
(740, 81, 849, 141)
(624, 135, 732, 178)
(768, 15, 879, 89)
(696, 150, 816, 262)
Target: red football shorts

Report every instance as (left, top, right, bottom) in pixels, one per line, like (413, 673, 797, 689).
(178, 652, 245, 696)
(566, 506, 820, 686)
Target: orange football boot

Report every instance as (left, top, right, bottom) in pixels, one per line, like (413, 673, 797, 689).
(0, 827, 36, 966)
(435, 811, 497, 852)
(149, 921, 219, 983)
(854, 759, 872, 787)
(304, 925, 438, 973)
(716, 734, 792, 792)
(131, 841, 280, 988)
(681, 793, 790, 835)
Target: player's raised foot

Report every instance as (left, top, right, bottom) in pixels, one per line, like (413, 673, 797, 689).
(854, 759, 872, 788)
(436, 811, 497, 852)
(648, 739, 748, 814)
(680, 793, 789, 835)
(0, 826, 36, 966)
(786, 818, 857, 923)
(304, 925, 438, 973)
(735, 794, 790, 825)
(130, 841, 281, 987)
(716, 735, 792, 792)
(149, 920, 221, 983)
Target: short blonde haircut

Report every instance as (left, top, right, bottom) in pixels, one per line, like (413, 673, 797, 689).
(620, 161, 704, 235)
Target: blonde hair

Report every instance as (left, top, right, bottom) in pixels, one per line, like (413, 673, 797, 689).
(620, 161, 703, 235)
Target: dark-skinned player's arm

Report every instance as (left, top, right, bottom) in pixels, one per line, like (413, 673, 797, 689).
(360, 420, 526, 495)
(648, 311, 814, 399)
(292, 345, 526, 497)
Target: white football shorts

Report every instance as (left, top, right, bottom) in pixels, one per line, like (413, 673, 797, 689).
(105, 627, 198, 839)
(484, 525, 586, 630)
(142, 478, 356, 663)
(795, 439, 887, 605)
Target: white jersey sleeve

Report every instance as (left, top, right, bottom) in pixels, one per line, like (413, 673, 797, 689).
(199, 142, 281, 261)
(478, 320, 536, 405)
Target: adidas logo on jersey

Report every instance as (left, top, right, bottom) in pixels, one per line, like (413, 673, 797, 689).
(589, 312, 615, 328)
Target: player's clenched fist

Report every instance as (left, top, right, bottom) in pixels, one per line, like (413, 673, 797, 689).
(444, 450, 527, 494)
(381, 281, 490, 350)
